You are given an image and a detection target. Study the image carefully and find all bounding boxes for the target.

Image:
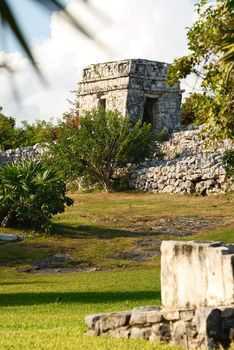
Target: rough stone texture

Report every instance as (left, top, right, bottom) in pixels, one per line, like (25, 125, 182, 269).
(129, 127, 234, 195)
(85, 241, 234, 348)
(85, 305, 234, 349)
(161, 241, 234, 309)
(77, 59, 182, 135)
(0, 144, 46, 167)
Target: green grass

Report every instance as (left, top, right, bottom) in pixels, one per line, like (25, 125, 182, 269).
(0, 192, 233, 349)
(0, 268, 171, 350)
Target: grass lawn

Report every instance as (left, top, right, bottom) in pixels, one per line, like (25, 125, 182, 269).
(0, 192, 233, 349)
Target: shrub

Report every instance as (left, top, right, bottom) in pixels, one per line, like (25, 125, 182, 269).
(0, 112, 16, 151)
(180, 93, 214, 126)
(0, 160, 73, 232)
(222, 150, 234, 180)
(49, 108, 155, 192)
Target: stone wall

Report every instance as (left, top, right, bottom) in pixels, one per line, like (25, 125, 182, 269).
(85, 241, 234, 349)
(85, 305, 234, 349)
(129, 127, 233, 195)
(0, 144, 46, 167)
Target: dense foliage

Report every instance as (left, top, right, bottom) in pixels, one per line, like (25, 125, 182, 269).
(49, 108, 155, 192)
(222, 149, 234, 180)
(0, 110, 56, 151)
(180, 93, 214, 126)
(0, 111, 16, 150)
(168, 0, 234, 141)
(19, 120, 56, 147)
(0, 160, 73, 232)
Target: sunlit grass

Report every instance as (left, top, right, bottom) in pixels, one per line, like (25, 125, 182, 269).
(0, 191, 233, 349)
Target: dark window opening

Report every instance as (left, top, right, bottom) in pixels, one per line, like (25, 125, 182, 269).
(143, 97, 158, 127)
(99, 98, 106, 110)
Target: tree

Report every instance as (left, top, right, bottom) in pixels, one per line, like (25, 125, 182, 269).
(0, 109, 56, 150)
(167, 0, 234, 141)
(0, 160, 73, 232)
(49, 108, 155, 192)
(0, 109, 16, 151)
(218, 0, 234, 65)
(19, 120, 56, 146)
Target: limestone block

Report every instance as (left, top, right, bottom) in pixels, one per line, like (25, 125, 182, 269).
(84, 314, 101, 330)
(162, 310, 180, 321)
(130, 310, 162, 325)
(130, 327, 152, 340)
(161, 241, 234, 309)
(99, 311, 131, 332)
(179, 310, 195, 321)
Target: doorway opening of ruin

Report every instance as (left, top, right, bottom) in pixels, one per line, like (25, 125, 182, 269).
(142, 97, 158, 127)
(99, 98, 106, 110)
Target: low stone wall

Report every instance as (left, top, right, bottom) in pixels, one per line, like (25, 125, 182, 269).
(85, 305, 234, 349)
(0, 144, 46, 167)
(129, 128, 233, 195)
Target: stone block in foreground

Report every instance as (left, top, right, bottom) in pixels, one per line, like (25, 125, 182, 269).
(85, 241, 234, 348)
(161, 241, 234, 309)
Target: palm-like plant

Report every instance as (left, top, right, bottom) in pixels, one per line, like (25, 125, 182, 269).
(0, 160, 73, 231)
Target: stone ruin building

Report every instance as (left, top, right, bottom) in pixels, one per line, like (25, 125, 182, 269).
(85, 240, 234, 349)
(0, 59, 232, 196)
(77, 59, 182, 135)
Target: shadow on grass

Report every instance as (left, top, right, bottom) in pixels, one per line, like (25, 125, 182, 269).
(0, 290, 160, 306)
(53, 223, 156, 239)
(0, 281, 58, 286)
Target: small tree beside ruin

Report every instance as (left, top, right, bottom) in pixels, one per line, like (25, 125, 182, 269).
(49, 108, 154, 192)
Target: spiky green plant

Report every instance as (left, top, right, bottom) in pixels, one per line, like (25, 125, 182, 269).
(0, 160, 73, 232)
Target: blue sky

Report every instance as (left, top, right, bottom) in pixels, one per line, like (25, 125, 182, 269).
(2, 0, 69, 52)
(0, 0, 197, 123)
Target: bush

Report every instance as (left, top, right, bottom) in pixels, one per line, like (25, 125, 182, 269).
(49, 108, 155, 192)
(180, 93, 214, 126)
(0, 160, 73, 232)
(222, 150, 234, 180)
(0, 108, 56, 150)
(0, 112, 16, 151)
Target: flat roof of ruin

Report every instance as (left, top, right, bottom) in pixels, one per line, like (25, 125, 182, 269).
(80, 58, 170, 82)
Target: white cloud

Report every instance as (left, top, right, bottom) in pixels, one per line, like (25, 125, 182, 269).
(0, 0, 196, 124)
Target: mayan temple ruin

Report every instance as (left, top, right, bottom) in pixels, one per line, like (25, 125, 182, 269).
(77, 59, 182, 134)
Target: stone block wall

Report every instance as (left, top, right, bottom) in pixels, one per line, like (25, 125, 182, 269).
(78, 89, 128, 117)
(129, 127, 233, 195)
(0, 144, 46, 167)
(85, 305, 234, 349)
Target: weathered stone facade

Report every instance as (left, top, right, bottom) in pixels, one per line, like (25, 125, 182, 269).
(161, 241, 234, 309)
(77, 59, 182, 134)
(85, 241, 234, 349)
